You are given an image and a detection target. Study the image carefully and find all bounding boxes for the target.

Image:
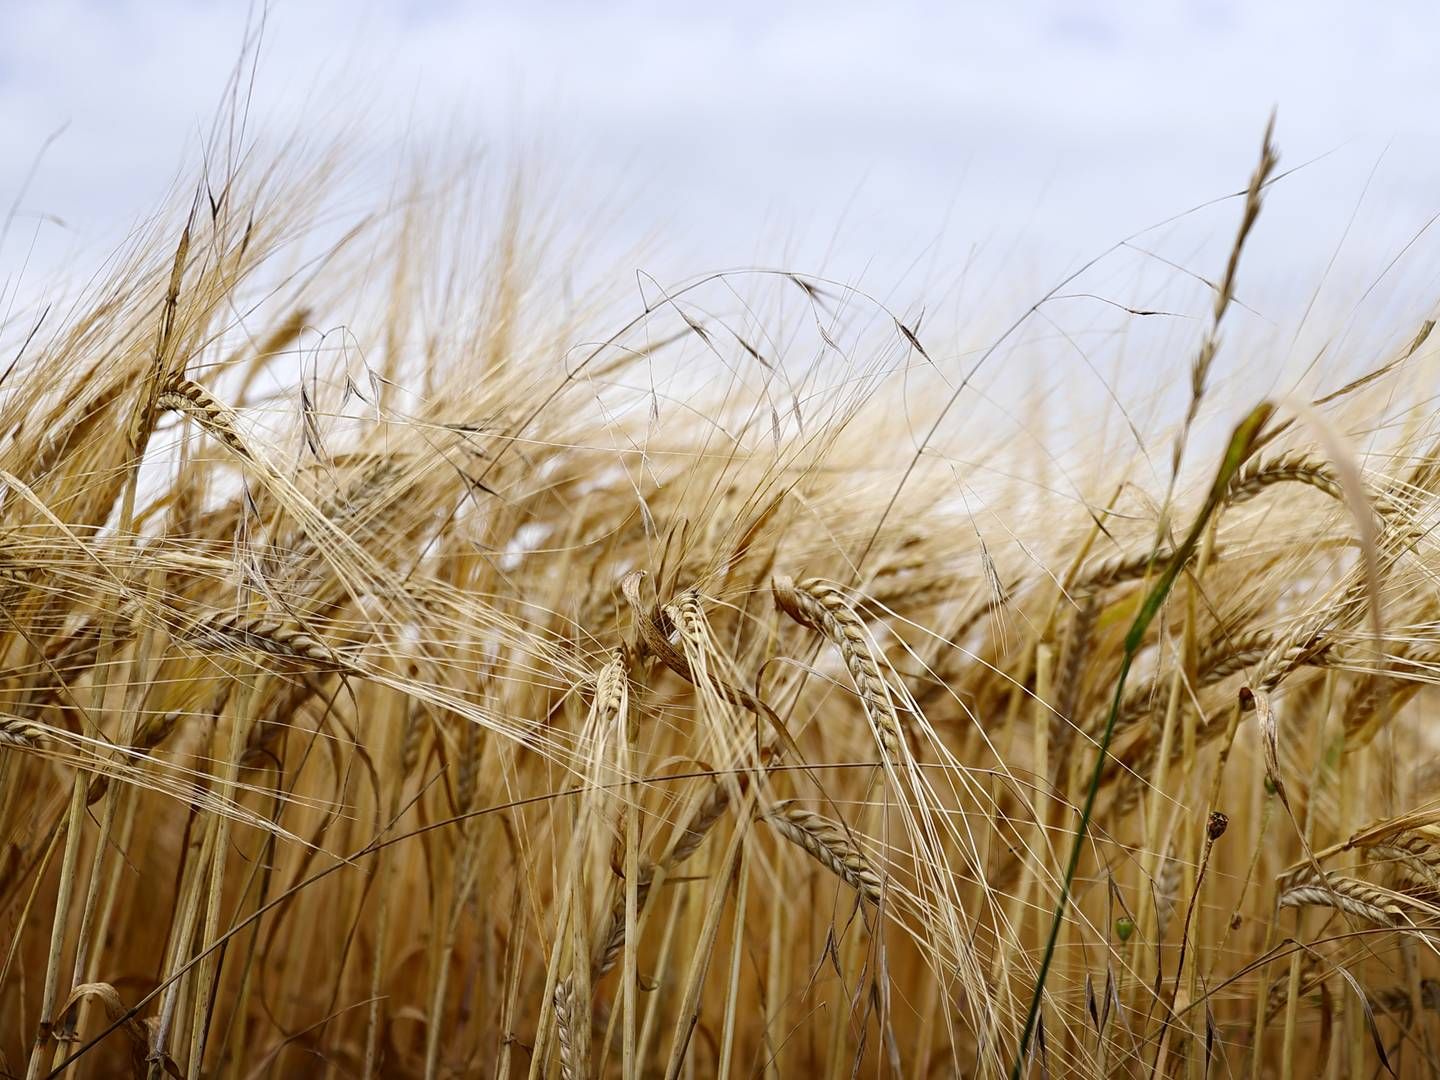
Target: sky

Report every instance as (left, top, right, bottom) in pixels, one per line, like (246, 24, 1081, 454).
(6, 1, 1440, 352)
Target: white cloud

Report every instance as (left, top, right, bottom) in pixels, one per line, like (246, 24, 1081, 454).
(5, 0, 1440, 336)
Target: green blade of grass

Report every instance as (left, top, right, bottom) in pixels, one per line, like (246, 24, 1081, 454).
(1009, 400, 1275, 1080)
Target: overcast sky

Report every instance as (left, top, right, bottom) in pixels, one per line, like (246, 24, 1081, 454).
(6, 1, 1440, 345)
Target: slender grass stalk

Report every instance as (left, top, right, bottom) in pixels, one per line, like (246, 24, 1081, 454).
(1010, 402, 1274, 1078)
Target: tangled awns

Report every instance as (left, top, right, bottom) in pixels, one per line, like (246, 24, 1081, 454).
(6, 119, 1440, 1079)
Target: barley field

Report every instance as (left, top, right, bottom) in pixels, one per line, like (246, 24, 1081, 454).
(4, 59, 1440, 1080)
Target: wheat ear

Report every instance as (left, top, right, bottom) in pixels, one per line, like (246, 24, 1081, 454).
(1278, 869, 1404, 926)
(773, 575, 904, 761)
(553, 977, 577, 1080)
(182, 605, 347, 667)
(761, 801, 883, 905)
(1227, 450, 1343, 505)
(0, 715, 44, 748)
(155, 378, 253, 461)
(1365, 833, 1440, 895)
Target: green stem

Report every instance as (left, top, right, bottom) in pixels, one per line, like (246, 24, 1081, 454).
(1009, 402, 1273, 1079)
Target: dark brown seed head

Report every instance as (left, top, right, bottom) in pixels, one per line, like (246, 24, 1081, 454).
(1208, 811, 1229, 841)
